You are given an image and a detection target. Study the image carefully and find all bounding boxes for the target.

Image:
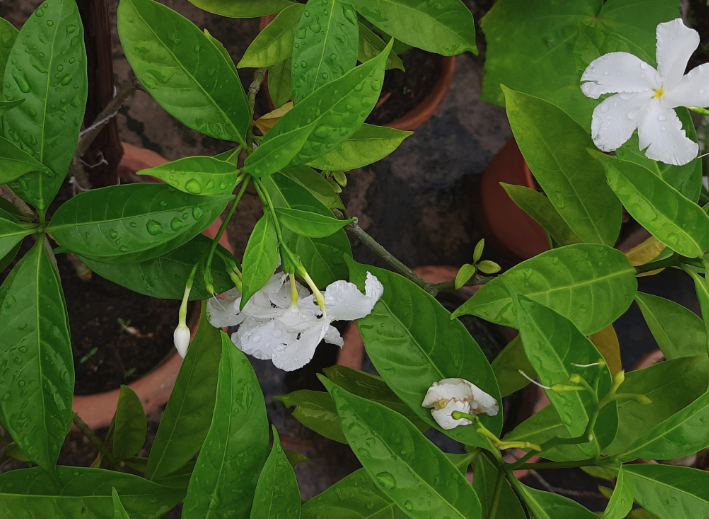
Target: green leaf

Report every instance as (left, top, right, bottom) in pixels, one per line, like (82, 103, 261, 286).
(603, 465, 634, 519)
(324, 378, 482, 519)
(306, 124, 412, 171)
(606, 355, 709, 456)
(238, 4, 305, 68)
(3, 0, 87, 210)
(501, 183, 581, 247)
(453, 244, 637, 335)
(269, 58, 293, 109)
(0, 467, 184, 519)
(0, 136, 54, 185)
(454, 264, 476, 290)
(503, 88, 622, 246)
(635, 292, 707, 360)
(204, 29, 237, 75)
(512, 294, 617, 456)
(250, 427, 301, 519)
(358, 22, 405, 71)
(275, 207, 351, 238)
(517, 482, 597, 519)
(594, 153, 709, 258)
(473, 455, 526, 519)
(347, 257, 503, 448)
(0, 239, 22, 274)
(0, 236, 72, 473)
(0, 217, 35, 261)
(685, 268, 709, 351)
(79, 235, 236, 301)
(281, 166, 345, 210)
(625, 464, 709, 519)
(244, 41, 391, 176)
(241, 215, 280, 309)
(47, 183, 231, 263)
(274, 389, 348, 443)
(113, 386, 147, 461)
(349, 0, 477, 55)
(291, 0, 359, 104)
(188, 0, 295, 18)
(0, 17, 18, 98)
(118, 0, 250, 145)
(183, 332, 269, 519)
(491, 335, 537, 397)
(112, 488, 132, 519)
(147, 306, 221, 480)
(137, 156, 240, 196)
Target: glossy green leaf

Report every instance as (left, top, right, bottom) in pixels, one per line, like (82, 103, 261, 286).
(112, 488, 132, 519)
(595, 153, 709, 258)
(245, 125, 313, 178)
(606, 356, 709, 456)
(281, 166, 345, 210)
(0, 99, 25, 117)
(0, 17, 18, 98)
(137, 156, 239, 196)
(0, 239, 22, 274)
(685, 267, 709, 351)
(240, 215, 280, 309)
(517, 482, 597, 519)
(625, 464, 709, 519)
(306, 124, 412, 171)
(269, 58, 293, 108)
(0, 237, 72, 473)
(503, 88, 622, 246)
(113, 386, 147, 461)
(0, 217, 34, 261)
(4, 442, 30, 462)
(275, 207, 351, 238)
(635, 292, 707, 360)
(349, 0, 477, 55)
(244, 41, 390, 176)
(284, 449, 309, 468)
(603, 466, 634, 519)
(0, 467, 183, 519)
(79, 235, 236, 301)
(183, 333, 269, 519)
(501, 183, 581, 247)
(0, 136, 53, 185)
(454, 264, 476, 290)
(48, 183, 231, 263)
(3, 0, 87, 210)
(512, 294, 617, 456)
(491, 335, 538, 397)
(147, 306, 221, 480)
(118, 0, 250, 145)
(0, 196, 24, 222)
(250, 427, 301, 519)
(291, 0, 358, 103)
(324, 379, 482, 519)
(347, 257, 503, 447)
(453, 244, 637, 335)
(472, 455, 526, 519)
(204, 29, 237, 75)
(274, 389, 347, 443)
(358, 22, 404, 71)
(188, 0, 295, 18)
(239, 4, 305, 68)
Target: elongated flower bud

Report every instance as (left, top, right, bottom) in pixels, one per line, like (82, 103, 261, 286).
(173, 323, 191, 358)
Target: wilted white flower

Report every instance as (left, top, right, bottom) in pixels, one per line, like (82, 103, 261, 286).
(422, 378, 499, 430)
(581, 19, 709, 166)
(173, 323, 191, 358)
(207, 271, 383, 371)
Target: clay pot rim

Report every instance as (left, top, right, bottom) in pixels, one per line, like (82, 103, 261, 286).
(72, 142, 233, 430)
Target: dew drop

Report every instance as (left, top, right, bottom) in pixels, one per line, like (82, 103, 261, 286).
(404, 501, 413, 511)
(66, 24, 76, 35)
(109, 229, 118, 239)
(146, 220, 163, 235)
(170, 217, 184, 231)
(185, 179, 202, 194)
(376, 472, 396, 490)
(46, 20, 54, 26)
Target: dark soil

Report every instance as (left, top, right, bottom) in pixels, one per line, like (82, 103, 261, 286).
(365, 48, 443, 126)
(689, 0, 709, 71)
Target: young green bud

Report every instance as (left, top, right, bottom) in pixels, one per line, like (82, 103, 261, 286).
(454, 263, 476, 290)
(473, 239, 485, 263)
(332, 170, 347, 187)
(478, 260, 501, 274)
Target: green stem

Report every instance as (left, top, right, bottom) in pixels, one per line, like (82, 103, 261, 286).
(248, 67, 268, 115)
(634, 254, 680, 274)
(72, 413, 122, 471)
(517, 459, 601, 470)
(488, 469, 505, 519)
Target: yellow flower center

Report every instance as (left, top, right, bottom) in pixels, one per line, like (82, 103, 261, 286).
(654, 88, 665, 99)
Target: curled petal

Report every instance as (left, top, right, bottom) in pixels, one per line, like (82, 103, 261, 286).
(272, 322, 329, 371)
(324, 325, 344, 347)
(656, 18, 699, 91)
(233, 318, 289, 361)
(590, 92, 653, 152)
(422, 378, 474, 408)
(325, 272, 384, 322)
(466, 381, 500, 417)
(581, 52, 660, 99)
(207, 290, 245, 329)
(638, 99, 698, 166)
(431, 399, 472, 430)
(662, 63, 709, 109)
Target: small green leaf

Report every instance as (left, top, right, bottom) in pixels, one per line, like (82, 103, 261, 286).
(473, 239, 485, 263)
(275, 390, 347, 443)
(0, 99, 24, 118)
(269, 58, 293, 108)
(281, 166, 345, 210)
(239, 4, 305, 68)
(249, 427, 301, 519)
(284, 449, 309, 468)
(625, 464, 709, 518)
(203, 29, 237, 75)
(0, 217, 35, 261)
(0, 17, 18, 98)
(4, 442, 30, 462)
(603, 466, 634, 519)
(517, 481, 598, 519)
(112, 488, 132, 519)
(241, 215, 280, 309)
(0, 136, 53, 185)
(243, 125, 312, 177)
(477, 260, 500, 274)
(491, 335, 538, 397)
(113, 386, 147, 461)
(473, 455, 526, 519)
(118, 0, 250, 145)
(183, 333, 269, 519)
(137, 156, 240, 196)
(358, 22, 404, 71)
(454, 263, 476, 290)
(306, 124, 412, 171)
(0, 240, 22, 275)
(275, 207, 351, 238)
(188, 0, 295, 18)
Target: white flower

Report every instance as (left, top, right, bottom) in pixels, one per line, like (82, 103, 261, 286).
(581, 19, 708, 166)
(422, 378, 499, 430)
(207, 271, 384, 371)
(173, 323, 191, 358)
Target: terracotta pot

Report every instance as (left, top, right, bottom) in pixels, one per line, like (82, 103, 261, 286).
(72, 142, 233, 430)
(258, 16, 455, 131)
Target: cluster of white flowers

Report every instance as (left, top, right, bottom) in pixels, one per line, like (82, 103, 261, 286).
(422, 378, 499, 430)
(206, 271, 383, 371)
(581, 18, 709, 166)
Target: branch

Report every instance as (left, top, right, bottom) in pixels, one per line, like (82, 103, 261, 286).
(634, 253, 681, 274)
(527, 469, 605, 500)
(0, 184, 34, 218)
(248, 67, 268, 114)
(72, 412, 122, 471)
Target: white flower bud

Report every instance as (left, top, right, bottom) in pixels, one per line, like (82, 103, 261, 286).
(173, 323, 191, 358)
(422, 378, 499, 430)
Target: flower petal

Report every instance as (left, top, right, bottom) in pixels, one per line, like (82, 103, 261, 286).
(465, 381, 500, 417)
(233, 318, 289, 360)
(431, 400, 472, 430)
(590, 92, 653, 152)
(656, 19, 699, 91)
(581, 52, 660, 99)
(207, 292, 245, 328)
(268, 275, 309, 309)
(422, 378, 474, 408)
(271, 321, 328, 371)
(662, 63, 709, 109)
(638, 99, 698, 166)
(324, 273, 384, 322)
(324, 325, 344, 347)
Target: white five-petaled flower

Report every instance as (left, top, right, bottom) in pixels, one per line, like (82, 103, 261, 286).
(422, 378, 499, 430)
(207, 271, 383, 371)
(581, 19, 709, 166)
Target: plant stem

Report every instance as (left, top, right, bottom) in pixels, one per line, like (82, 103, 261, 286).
(248, 67, 268, 114)
(488, 469, 505, 519)
(72, 413, 122, 471)
(1, 184, 35, 218)
(634, 254, 681, 274)
(517, 459, 601, 470)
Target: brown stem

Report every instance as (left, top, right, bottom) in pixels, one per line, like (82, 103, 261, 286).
(248, 67, 269, 114)
(72, 413, 122, 471)
(0, 184, 34, 218)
